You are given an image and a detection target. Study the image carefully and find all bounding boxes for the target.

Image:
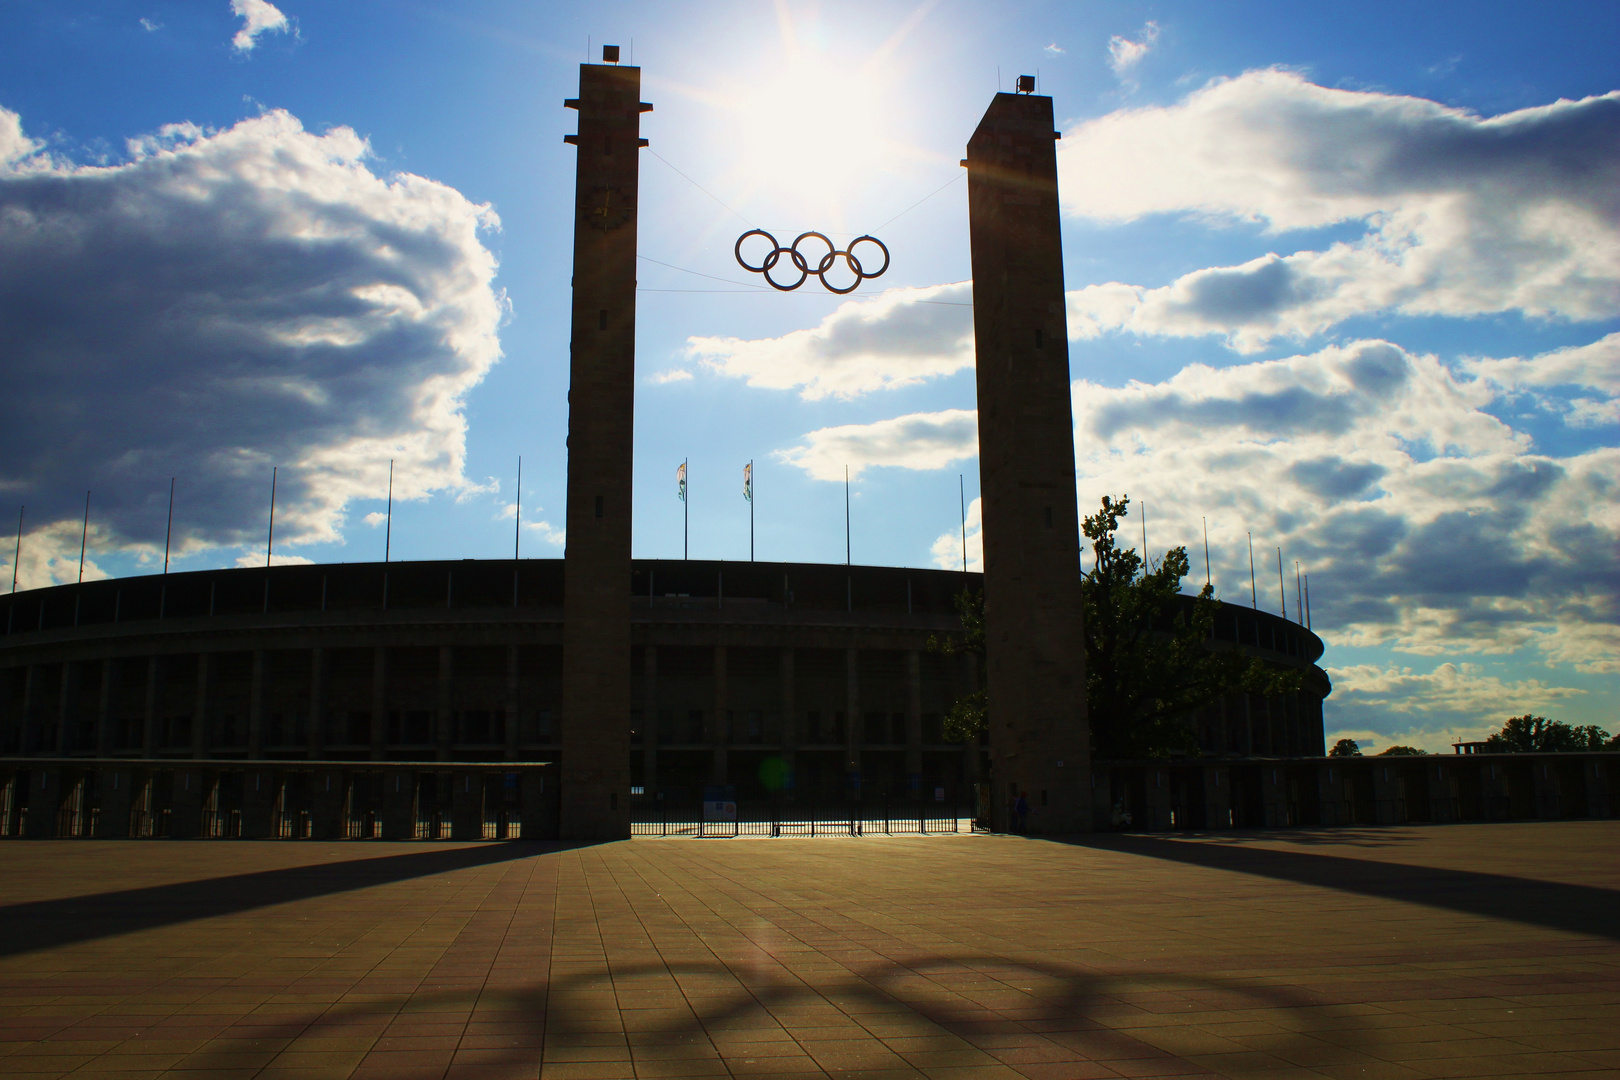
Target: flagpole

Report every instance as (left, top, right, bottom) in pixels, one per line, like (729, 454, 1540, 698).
(1295, 560, 1302, 626)
(163, 478, 175, 575)
(513, 456, 522, 608)
(78, 490, 90, 583)
(748, 460, 754, 562)
(1276, 546, 1286, 619)
(266, 467, 277, 568)
(10, 506, 21, 594)
(1304, 574, 1312, 630)
(385, 459, 393, 562)
(844, 466, 851, 566)
(1202, 516, 1211, 590)
(684, 457, 689, 561)
(1247, 532, 1256, 609)
(959, 474, 967, 576)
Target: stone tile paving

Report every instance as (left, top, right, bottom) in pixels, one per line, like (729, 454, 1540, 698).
(0, 820, 1615, 1079)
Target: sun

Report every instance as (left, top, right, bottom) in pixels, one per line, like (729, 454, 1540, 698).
(733, 53, 893, 222)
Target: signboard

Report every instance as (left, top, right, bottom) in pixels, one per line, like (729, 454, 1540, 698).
(702, 785, 737, 822)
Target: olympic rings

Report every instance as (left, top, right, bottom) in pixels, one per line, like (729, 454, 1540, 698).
(734, 229, 890, 294)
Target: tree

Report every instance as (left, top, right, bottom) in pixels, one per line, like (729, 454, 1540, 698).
(1329, 738, 1361, 757)
(1484, 714, 1613, 752)
(927, 590, 987, 744)
(1081, 495, 1302, 759)
(1378, 745, 1426, 756)
(933, 495, 1305, 758)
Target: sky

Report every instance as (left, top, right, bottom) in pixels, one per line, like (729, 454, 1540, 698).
(1, 0, 1616, 752)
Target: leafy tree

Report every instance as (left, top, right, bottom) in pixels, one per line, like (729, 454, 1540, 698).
(1329, 738, 1361, 757)
(1081, 495, 1302, 759)
(932, 495, 1304, 758)
(1377, 745, 1426, 756)
(927, 590, 987, 744)
(1484, 714, 1613, 752)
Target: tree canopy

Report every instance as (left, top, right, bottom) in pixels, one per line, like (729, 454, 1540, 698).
(1329, 738, 1362, 757)
(1484, 714, 1616, 752)
(930, 494, 1303, 760)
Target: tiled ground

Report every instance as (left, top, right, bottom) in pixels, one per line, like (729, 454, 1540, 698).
(0, 821, 1616, 1079)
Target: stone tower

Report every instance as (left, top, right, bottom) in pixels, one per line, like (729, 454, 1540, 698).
(964, 88, 1092, 833)
(559, 51, 650, 841)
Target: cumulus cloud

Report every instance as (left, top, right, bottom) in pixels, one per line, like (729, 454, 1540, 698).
(231, 0, 291, 52)
(0, 105, 503, 589)
(140, 17, 162, 32)
(1044, 43, 1066, 56)
(775, 410, 978, 482)
(1324, 661, 1587, 748)
(650, 368, 694, 384)
(1107, 22, 1158, 75)
(930, 496, 982, 573)
(686, 282, 973, 399)
(1059, 70, 1620, 349)
(1066, 339, 1620, 673)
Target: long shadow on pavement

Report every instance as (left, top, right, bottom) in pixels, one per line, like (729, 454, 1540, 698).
(0, 841, 557, 959)
(1070, 831, 1620, 942)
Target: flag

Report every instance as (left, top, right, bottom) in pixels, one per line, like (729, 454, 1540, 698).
(676, 461, 687, 502)
(742, 461, 752, 503)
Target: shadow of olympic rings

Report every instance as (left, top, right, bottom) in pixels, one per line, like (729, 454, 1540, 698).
(161, 953, 1375, 1078)
(736, 229, 889, 293)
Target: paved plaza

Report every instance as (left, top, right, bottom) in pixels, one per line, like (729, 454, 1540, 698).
(0, 822, 1615, 1079)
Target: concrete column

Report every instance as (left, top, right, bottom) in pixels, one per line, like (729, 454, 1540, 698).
(1203, 764, 1232, 829)
(311, 769, 343, 839)
(435, 645, 453, 762)
(307, 647, 323, 759)
(372, 645, 389, 761)
(641, 645, 658, 792)
(57, 661, 78, 756)
(962, 651, 981, 789)
(141, 656, 163, 759)
(845, 648, 860, 801)
(779, 647, 795, 793)
(247, 650, 268, 759)
(23, 767, 59, 838)
(451, 771, 481, 840)
(505, 643, 521, 761)
(96, 766, 132, 838)
(97, 658, 117, 758)
(242, 768, 274, 838)
(191, 653, 209, 759)
(382, 769, 414, 839)
(711, 645, 728, 785)
(966, 90, 1091, 833)
(557, 59, 648, 842)
(905, 651, 923, 800)
(19, 665, 35, 755)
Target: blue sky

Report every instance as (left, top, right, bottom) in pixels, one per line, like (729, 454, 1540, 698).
(2, 1, 1617, 750)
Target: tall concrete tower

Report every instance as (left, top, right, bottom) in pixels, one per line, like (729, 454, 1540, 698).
(559, 50, 650, 841)
(964, 87, 1092, 834)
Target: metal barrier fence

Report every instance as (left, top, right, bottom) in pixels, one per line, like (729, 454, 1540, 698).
(631, 809, 974, 838)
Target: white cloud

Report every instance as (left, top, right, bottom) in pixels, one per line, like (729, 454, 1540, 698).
(234, 552, 315, 568)
(1107, 22, 1159, 75)
(775, 409, 978, 482)
(930, 496, 982, 573)
(231, 0, 290, 52)
(1462, 331, 1620, 397)
(1067, 339, 1620, 672)
(650, 368, 694, 384)
(140, 17, 162, 32)
(523, 519, 566, 547)
(1044, 43, 1065, 56)
(0, 105, 503, 588)
(1059, 70, 1620, 349)
(686, 282, 973, 400)
(1324, 661, 1588, 749)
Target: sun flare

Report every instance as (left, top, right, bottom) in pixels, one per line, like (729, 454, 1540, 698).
(733, 54, 892, 222)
